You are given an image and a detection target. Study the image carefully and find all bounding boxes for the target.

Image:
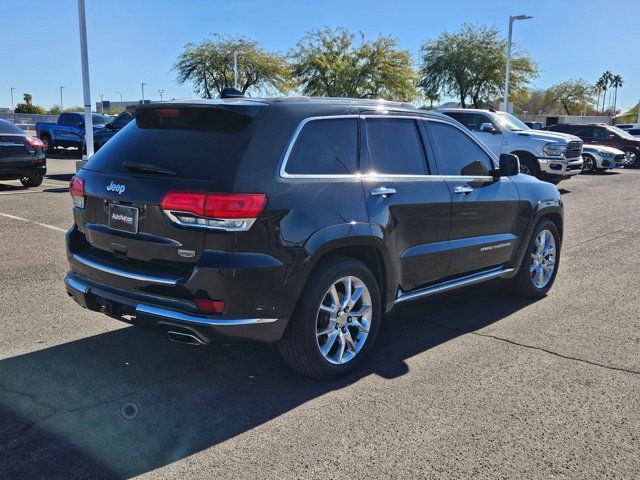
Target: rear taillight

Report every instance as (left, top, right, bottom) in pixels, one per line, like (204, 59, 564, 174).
(28, 137, 45, 148)
(160, 192, 266, 231)
(69, 176, 85, 209)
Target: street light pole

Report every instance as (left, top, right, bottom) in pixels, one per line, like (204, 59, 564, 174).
(60, 86, 65, 111)
(637, 99, 640, 124)
(234, 51, 239, 90)
(99, 93, 104, 113)
(141, 82, 147, 103)
(10, 87, 15, 122)
(503, 15, 533, 113)
(158, 89, 164, 101)
(77, 0, 94, 159)
(116, 91, 122, 102)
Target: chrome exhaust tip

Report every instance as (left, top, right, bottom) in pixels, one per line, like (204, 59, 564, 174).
(167, 330, 205, 345)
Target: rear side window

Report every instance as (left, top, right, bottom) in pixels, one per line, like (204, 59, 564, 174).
(84, 107, 254, 180)
(284, 118, 358, 175)
(428, 122, 494, 176)
(0, 119, 25, 135)
(364, 118, 428, 175)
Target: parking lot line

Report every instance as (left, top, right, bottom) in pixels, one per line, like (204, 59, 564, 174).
(0, 211, 67, 233)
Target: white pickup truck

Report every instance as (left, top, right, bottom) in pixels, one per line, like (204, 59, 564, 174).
(439, 108, 583, 184)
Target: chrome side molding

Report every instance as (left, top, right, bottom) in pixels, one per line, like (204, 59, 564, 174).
(135, 304, 278, 326)
(395, 267, 515, 304)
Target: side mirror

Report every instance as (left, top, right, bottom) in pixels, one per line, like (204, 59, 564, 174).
(497, 153, 520, 177)
(77, 121, 84, 128)
(480, 122, 498, 134)
(105, 122, 115, 130)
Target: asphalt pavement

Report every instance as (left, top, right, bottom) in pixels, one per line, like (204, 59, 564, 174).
(0, 158, 638, 479)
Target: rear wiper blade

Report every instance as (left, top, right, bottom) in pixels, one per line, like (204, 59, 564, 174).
(122, 161, 177, 176)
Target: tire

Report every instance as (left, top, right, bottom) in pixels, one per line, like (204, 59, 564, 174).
(40, 135, 52, 154)
(508, 219, 561, 298)
(623, 149, 638, 167)
(518, 155, 541, 179)
(581, 154, 596, 173)
(278, 256, 382, 379)
(20, 175, 43, 188)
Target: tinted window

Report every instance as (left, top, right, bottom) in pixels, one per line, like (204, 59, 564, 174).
(444, 112, 492, 132)
(59, 113, 77, 126)
(112, 113, 133, 129)
(0, 119, 25, 135)
(92, 114, 110, 125)
(85, 107, 254, 180)
(428, 122, 494, 176)
(364, 118, 427, 175)
(285, 118, 357, 175)
(629, 129, 640, 136)
(594, 127, 610, 139)
(574, 126, 595, 138)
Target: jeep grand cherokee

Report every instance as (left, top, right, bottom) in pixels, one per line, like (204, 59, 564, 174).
(65, 97, 563, 379)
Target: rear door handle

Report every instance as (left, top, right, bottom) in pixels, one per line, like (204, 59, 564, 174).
(453, 185, 474, 194)
(370, 187, 397, 197)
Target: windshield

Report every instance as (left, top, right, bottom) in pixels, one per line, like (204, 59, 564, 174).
(494, 113, 530, 132)
(609, 126, 634, 139)
(92, 114, 110, 125)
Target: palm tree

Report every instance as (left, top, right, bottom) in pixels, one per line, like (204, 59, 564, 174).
(611, 74, 623, 113)
(599, 71, 613, 114)
(595, 78, 605, 114)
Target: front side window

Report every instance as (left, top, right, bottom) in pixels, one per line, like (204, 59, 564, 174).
(428, 122, 494, 176)
(285, 118, 358, 175)
(364, 118, 428, 175)
(443, 112, 495, 132)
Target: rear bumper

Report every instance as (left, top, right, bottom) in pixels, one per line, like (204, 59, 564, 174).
(0, 164, 46, 180)
(538, 157, 583, 180)
(64, 273, 289, 343)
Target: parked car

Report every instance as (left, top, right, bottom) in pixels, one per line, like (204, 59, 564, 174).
(580, 145, 626, 173)
(64, 97, 564, 379)
(439, 108, 583, 184)
(0, 119, 46, 187)
(36, 112, 111, 153)
(83, 111, 134, 154)
(547, 123, 640, 167)
(524, 121, 544, 130)
(627, 128, 640, 138)
(614, 123, 639, 130)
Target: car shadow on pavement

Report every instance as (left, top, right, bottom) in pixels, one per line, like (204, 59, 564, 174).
(46, 173, 74, 182)
(0, 281, 537, 479)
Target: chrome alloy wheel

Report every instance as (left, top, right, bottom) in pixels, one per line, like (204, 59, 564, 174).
(625, 151, 637, 166)
(316, 276, 372, 365)
(530, 229, 556, 288)
(582, 155, 595, 172)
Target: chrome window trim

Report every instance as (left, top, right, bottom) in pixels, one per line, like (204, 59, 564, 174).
(279, 115, 361, 179)
(72, 253, 178, 285)
(279, 114, 499, 182)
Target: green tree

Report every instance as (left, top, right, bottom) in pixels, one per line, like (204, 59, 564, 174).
(548, 79, 594, 115)
(418, 24, 538, 108)
(63, 105, 84, 112)
(49, 105, 62, 115)
(290, 27, 417, 101)
(14, 93, 46, 114)
(174, 34, 291, 98)
(598, 71, 613, 113)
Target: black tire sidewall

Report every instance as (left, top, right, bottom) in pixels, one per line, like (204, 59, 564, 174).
(20, 176, 43, 188)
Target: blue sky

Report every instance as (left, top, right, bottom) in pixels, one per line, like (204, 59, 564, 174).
(2, 0, 638, 111)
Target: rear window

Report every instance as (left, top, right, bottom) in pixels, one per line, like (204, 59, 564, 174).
(0, 120, 25, 135)
(84, 108, 254, 180)
(284, 118, 358, 175)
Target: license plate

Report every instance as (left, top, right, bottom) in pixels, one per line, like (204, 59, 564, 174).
(108, 204, 139, 234)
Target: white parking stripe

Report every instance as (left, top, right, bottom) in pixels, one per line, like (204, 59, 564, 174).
(0, 212, 67, 233)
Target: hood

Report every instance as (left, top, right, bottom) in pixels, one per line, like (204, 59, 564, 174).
(514, 130, 581, 144)
(582, 145, 625, 155)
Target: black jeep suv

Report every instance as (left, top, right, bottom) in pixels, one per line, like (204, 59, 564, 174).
(65, 97, 563, 379)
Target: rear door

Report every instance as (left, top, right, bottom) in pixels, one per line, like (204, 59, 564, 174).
(425, 119, 520, 276)
(75, 106, 260, 271)
(362, 115, 452, 293)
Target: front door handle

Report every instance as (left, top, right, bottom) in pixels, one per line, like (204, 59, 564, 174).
(453, 185, 474, 195)
(370, 187, 397, 197)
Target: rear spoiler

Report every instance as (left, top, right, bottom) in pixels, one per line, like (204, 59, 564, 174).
(136, 100, 267, 119)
